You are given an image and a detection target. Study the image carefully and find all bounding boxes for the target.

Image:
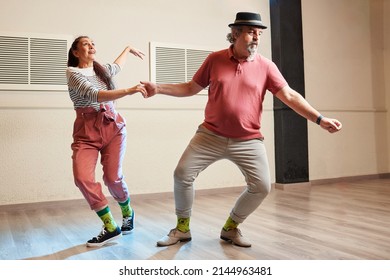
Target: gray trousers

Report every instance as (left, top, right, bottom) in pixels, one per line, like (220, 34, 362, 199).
(174, 125, 271, 223)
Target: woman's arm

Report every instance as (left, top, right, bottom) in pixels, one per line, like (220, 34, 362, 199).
(114, 46, 145, 68)
(98, 45, 146, 101)
(67, 67, 147, 103)
(97, 84, 147, 102)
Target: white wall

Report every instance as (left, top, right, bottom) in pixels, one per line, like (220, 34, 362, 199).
(302, 0, 389, 179)
(0, 0, 388, 205)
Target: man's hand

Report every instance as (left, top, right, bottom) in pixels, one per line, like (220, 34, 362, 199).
(140, 81, 157, 98)
(320, 117, 342, 133)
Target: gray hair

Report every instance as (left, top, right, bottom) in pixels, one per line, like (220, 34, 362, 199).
(226, 26, 243, 44)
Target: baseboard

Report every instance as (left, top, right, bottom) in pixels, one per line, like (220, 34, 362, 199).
(0, 173, 389, 210)
(310, 172, 390, 186)
(274, 181, 312, 190)
(274, 173, 390, 190)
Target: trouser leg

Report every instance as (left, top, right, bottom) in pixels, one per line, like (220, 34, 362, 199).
(227, 139, 271, 223)
(173, 127, 225, 218)
(72, 143, 109, 210)
(101, 127, 129, 203)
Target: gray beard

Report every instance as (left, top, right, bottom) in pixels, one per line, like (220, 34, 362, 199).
(247, 44, 258, 61)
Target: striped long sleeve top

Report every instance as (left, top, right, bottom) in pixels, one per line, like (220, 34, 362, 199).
(66, 63, 120, 110)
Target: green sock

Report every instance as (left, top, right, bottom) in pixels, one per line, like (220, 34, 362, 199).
(96, 206, 117, 232)
(176, 217, 190, 233)
(223, 216, 238, 231)
(118, 198, 133, 218)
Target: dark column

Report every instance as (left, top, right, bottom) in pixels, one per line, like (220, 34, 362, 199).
(269, 0, 309, 184)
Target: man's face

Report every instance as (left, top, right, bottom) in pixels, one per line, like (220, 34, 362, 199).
(235, 26, 263, 59)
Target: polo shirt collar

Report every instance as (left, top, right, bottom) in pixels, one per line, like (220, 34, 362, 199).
(228, 45, 256, 62)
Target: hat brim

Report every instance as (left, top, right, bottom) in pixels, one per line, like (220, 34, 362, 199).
(228, 22, 267, 29)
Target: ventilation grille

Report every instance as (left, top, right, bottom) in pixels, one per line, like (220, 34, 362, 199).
(0, 36, 29, 85)
(150, 42, 212, 89)
(30, 38, 68, 85)
(155, 47, 186, 84)
(0, 34, 71, 91)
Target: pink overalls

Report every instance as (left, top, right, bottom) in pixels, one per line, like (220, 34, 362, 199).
(71, 103, 129, 211)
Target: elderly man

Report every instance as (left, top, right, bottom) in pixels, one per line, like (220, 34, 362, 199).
(141, 12, 342, 247)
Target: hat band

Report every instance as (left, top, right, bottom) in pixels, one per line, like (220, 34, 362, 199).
(233, 19, 263, 25)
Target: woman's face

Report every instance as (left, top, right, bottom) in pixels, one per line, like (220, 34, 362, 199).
(73, 37, 96, 67)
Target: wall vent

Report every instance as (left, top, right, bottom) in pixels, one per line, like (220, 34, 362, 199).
(0, 33, 72, 91)
(150, 42, 213, 92)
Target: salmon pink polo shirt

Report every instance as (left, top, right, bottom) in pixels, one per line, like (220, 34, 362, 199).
(193, 45, 288, 140)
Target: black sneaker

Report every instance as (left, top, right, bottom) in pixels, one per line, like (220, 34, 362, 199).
(121, 211, 134, 234)
(86, 226, 122, 247)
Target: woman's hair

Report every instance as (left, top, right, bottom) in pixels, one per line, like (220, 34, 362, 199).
(67, 36, 114, 90)
(226, 26, 242, 44)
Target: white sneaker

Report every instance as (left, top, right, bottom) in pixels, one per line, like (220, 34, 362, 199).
(157, 228, 192, 247)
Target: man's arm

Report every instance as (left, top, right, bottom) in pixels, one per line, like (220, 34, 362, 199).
(141, 80, 204, 98)
(275, 85, 342, 133)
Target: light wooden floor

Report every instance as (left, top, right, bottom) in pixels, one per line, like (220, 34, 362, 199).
(0, 178, 389, 260)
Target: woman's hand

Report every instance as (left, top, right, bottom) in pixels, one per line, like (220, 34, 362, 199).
(128, 84, 147, 97)
(128, 46, 145, 60)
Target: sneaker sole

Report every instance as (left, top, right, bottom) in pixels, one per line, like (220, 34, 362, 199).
(86, 233, 122, 248)
(156, 237, 192, 247)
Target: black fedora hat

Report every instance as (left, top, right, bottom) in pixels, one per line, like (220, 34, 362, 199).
(228, 12, 267, 29)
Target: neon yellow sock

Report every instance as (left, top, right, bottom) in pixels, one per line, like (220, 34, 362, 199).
(176, 217, 190, 233)
(223, 216, 238, 231)
(118, 198, 133, 218)
(96, 207, 117, 232)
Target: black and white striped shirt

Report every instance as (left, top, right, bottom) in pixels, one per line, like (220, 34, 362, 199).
(66, 63, 120, 110)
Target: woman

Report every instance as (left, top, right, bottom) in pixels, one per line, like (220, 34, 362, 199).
(66, 36, 146, 247)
